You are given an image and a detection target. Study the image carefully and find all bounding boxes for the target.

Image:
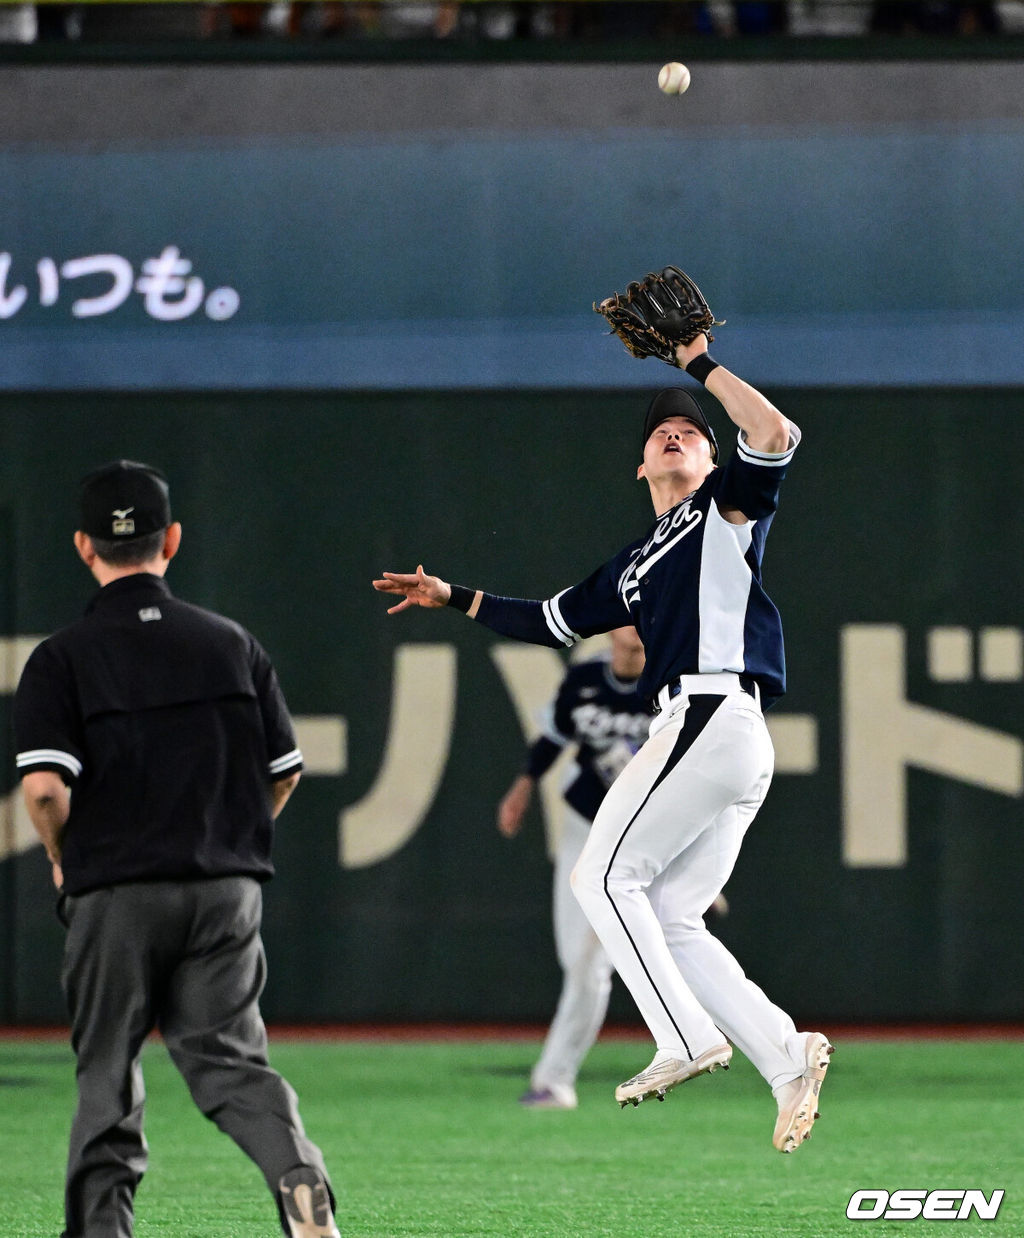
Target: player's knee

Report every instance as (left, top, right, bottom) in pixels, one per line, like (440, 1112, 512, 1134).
(570, 856, 605, 913)
(663, 914, 710, 944)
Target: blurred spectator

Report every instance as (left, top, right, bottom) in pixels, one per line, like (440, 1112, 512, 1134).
(0, 2, 37, 42)
(453, 2, 569, 38)
(203, 2, 275, 37)
(276, 1, 459, 38)
(733, 1, 789, 31)
(541, 2, 716, 39)
(787, 1, 872, 34)
(7, 0, 1016, 42)
(996, 0, 1024, 29)
(317, 1, 388, 36)
(572, 2, 675, 37)
(705, 1, 787, 32)
(869, 2, 1002, 31)
(373, 1, 461, 35)
(35, 2, 84, 39)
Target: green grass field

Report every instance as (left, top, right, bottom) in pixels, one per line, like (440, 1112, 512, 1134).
(2, 1033, 1021, 1238)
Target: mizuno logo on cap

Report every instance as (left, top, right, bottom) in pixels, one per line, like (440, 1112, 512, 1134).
(111, 506, 135, 535)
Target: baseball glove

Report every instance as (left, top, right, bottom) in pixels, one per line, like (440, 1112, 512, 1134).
(594, 266, 723, 367)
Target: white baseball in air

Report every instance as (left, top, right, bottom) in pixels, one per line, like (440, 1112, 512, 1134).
(658, 62, 691, 95)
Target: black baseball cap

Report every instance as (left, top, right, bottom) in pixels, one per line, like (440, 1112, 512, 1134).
(642, 389, 719, 463)
(79, 460, 172, 540)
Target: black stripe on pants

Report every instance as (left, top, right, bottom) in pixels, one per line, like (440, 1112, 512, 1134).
(601, 694, 725, 1061)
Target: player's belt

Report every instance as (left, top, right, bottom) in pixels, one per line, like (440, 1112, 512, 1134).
(654, 672, 759, 714)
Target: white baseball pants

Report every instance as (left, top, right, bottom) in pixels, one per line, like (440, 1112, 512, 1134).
(571, 678, 805, 1089)
(531, 806, 614, 1094)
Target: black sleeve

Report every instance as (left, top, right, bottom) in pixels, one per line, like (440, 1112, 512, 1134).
(13, 641, 84, 786)
(249, 637, 304, 781)
(524, 735, 564, 780)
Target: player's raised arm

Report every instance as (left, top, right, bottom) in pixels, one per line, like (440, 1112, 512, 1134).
(372, 565, 481, 617)
(592, 264, 792, 456)
(674, 335, 791, 456)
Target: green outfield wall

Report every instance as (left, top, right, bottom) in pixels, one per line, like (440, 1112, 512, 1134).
(3, 388, 1023, 1025)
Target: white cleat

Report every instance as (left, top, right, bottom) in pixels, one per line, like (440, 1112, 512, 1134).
(279, 1166, 341, 1238)
(772, 1032, 834, 1153)
(615, 1043, 732, 1107)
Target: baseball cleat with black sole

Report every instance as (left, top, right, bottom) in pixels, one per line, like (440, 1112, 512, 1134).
(615, 1043, 732, 1107)
(772, 1032, 834, 1153)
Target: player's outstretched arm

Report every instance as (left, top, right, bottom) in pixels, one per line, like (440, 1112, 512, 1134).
(373, 564, 482, 617)
(375, 569, 576, 650)
(675, 336, 790, 455)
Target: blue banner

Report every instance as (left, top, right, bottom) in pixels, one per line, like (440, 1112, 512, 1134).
(2, 64, 1022, 389)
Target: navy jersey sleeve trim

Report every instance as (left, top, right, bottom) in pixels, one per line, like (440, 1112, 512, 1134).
(542, 590, 582, 647)
(473, 592, 572, 648)
(553, 556, 636, 642)
(735, 421, 801, 467)
(473, 557, 631, 650)
(716, 422, 801, 520)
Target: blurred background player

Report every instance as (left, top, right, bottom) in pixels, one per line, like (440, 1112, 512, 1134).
(497, 626, 650, 1109)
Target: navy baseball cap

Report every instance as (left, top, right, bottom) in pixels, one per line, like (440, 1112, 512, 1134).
(642, 389, 719, 463)
(79, 460, 171, 540)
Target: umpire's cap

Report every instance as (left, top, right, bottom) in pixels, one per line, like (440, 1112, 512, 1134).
(642, 389, 719, 463)
(79, 460, 171, 540)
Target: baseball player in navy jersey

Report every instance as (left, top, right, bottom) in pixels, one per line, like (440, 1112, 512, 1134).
(374, 328, 832, 1152)
(498, 626, 650, 1110)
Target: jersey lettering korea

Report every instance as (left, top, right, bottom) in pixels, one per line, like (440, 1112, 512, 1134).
(526, 657, 653, 821)
(475, 426, 800, 707)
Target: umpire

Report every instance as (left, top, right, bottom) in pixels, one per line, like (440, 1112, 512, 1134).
(13, 461, 340, 1238)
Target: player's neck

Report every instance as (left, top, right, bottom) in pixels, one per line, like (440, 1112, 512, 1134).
(647, 471, 707, 517)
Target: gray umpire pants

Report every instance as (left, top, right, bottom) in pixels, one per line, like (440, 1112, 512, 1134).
(60, 876, 332, 1238)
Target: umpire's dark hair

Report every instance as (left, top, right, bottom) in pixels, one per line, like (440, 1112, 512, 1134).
(88, 529, 167, 567)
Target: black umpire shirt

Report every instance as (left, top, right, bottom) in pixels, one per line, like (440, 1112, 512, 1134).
(13, 574, 304, 897)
